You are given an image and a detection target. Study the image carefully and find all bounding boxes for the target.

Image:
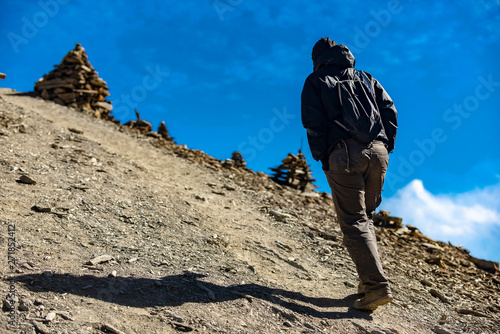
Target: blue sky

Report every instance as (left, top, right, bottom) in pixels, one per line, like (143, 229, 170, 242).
(1, 0, 500, 263)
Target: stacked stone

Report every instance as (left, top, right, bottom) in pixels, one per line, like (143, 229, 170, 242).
(34, 43, 113, 119)
(373, 210, 404, 228)
(232, 152, 247, 167)
(157, 121, 173, 141)
(124, 109, 152, 133)
(123, 109, 174, 142)
(270, 150, 316, 192)
(222, 152, 247, 169)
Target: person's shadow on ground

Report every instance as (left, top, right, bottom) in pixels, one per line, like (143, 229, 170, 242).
(14, 272, 372, 320)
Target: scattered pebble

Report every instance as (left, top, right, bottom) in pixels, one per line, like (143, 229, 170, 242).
(45, 311, 57, 321)
(19, 174, 36, 184)
(87, 254, 113, 266)
(18, 299, 31, 311)
(430, 288, 451, 304)
(32, 321, 51, 334)
(194, 195, 206, 201)
(433, 325, 454, 334)
(68, 127, 84, 134)
(32, 205, 51, 213)
(223, 184, 236, 191)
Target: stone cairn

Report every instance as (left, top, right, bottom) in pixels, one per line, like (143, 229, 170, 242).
(123, 108, 174, 142)
(34, 43, 114, 120)
(270, 150, 316, 192)
(222, 151, 247, 169)
(373, 210, 404, 228)
(124, 109, 152, 133)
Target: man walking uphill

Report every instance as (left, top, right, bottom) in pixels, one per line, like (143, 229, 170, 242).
(301, 38, 398, 311)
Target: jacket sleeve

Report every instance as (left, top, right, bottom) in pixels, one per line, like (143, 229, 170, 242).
(301, 76, 329, 163)
(371, 76, 398, 153)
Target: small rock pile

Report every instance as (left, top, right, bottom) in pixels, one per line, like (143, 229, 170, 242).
(122, 109, 175, 143)
(270, 150, 316, 192)
(124, 109, 153, 133)
(157, 121, 173, 141)
(222, 151, 247, 169)
(374, 210, 404, 228)
(34, 43, 113, 120)
(231, 151, 247, 168)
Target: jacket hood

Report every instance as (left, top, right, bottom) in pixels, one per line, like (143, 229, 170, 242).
(313, 44, 356, 72)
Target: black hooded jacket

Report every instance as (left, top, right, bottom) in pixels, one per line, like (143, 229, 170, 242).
(301, 44, 398, 167)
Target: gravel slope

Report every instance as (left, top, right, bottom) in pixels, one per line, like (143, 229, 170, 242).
(0, 88, 499, 334)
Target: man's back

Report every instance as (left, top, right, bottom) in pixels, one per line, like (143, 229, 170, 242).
(301, 37, 397, 311)
(301, 42, 397, 169)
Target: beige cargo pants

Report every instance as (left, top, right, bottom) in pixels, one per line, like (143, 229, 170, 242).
(325, 138, 391, 293)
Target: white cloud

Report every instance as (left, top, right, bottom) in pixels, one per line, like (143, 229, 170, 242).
(381, 180, 500, 261)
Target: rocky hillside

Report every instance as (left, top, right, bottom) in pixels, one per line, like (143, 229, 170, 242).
(0, 88, 499, 334)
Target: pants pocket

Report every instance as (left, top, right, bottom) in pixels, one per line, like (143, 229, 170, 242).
(328, 147, 348, 173)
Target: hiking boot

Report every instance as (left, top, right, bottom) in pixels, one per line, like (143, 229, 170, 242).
(358, 282, 367, 295)
(354, 289, 393, 311)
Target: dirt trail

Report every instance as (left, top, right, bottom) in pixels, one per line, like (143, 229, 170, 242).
(0, 88, 499, 334)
